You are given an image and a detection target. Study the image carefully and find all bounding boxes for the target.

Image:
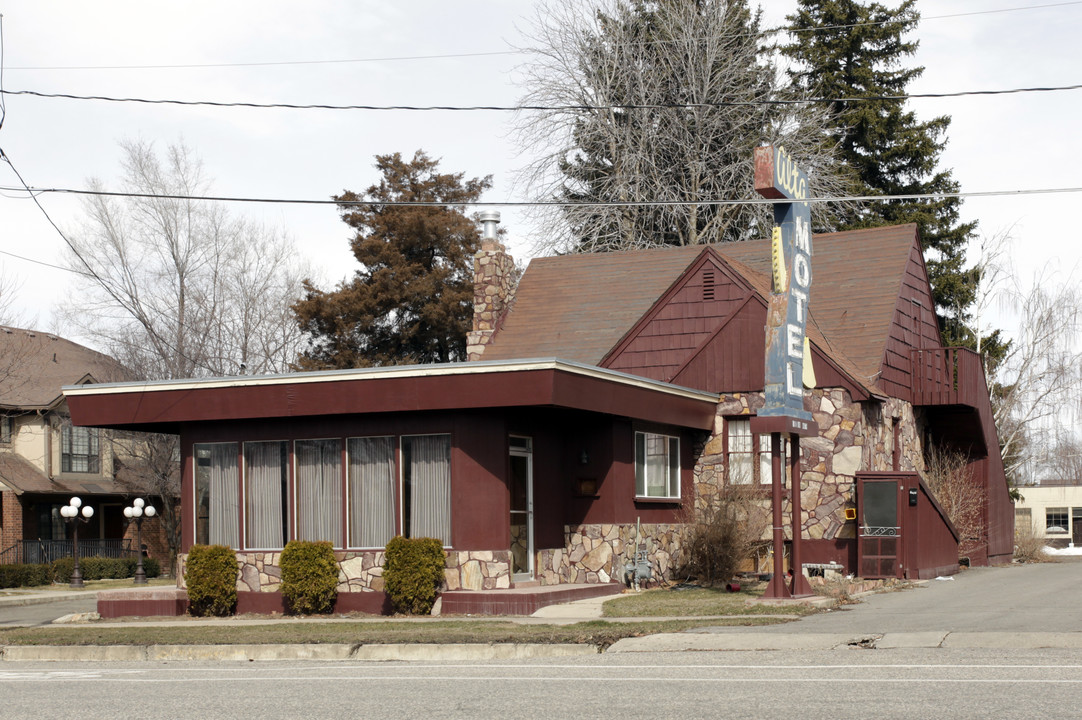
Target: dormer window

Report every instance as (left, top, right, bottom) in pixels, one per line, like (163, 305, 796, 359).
(0, 416, 12, 445)
(61, 423, 100, 473)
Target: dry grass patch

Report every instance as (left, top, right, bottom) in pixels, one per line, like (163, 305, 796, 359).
(0, 617, 792, 651)
(602, 582, 816, 618)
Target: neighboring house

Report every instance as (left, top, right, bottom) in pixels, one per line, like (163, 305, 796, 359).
(65, 222, 1013, 614)
(0, 327, 168, 565)
(1013, 480, 1082, 547)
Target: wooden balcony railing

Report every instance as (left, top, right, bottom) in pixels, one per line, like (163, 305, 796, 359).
(910, 347, 985, 408)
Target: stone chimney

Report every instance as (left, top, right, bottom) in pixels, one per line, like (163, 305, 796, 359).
(466, 211, 516, 361)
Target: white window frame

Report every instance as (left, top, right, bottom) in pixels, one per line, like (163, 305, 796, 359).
(634, 431, 681, 500)
(726, 417, 789, 486)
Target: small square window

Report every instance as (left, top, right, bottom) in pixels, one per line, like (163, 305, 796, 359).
(635, 431, 680, 500)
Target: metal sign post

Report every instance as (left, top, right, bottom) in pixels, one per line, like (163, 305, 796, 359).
(752, 145, 816, 599)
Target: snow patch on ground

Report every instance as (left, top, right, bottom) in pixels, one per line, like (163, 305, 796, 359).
(1044, 545, 1082, 556)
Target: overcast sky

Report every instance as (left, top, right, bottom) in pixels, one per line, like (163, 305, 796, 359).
(0, 0, 1078, 348)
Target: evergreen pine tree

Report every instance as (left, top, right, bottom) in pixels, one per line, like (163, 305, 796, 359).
(292, 151, 490, 369)
(782, 0, 978, 346)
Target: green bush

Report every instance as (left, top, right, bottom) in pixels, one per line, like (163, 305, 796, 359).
(0, 563, 51, 588)
(50, 556, 162, 583)
(184, 544, 238, 617)
(279, 540, 339, 615)
(383, 536, 446, 615)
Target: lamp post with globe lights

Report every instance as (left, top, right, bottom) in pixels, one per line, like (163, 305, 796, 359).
(123, 498, 156, 584)
(60, 497, 94, 588)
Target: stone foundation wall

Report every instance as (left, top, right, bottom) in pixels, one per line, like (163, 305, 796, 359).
(177, 548, 511, 594)
(536, 523, 687, 586)
(443, 550, 512, 590)
(692, 389, 925, 545)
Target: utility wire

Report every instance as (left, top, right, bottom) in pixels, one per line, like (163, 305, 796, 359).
(6, 1, 1079, 71)
(4, 183, 1082, 208)
(0, 147, 227, 374)
(4, 83, 1080, 111)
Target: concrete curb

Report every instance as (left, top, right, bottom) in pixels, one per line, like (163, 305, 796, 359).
(0, 642, 599, 663)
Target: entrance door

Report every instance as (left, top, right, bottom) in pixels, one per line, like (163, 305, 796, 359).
(859, 479, 901, 578)
(509, 436, 534, 581)
(1073, 508, 1082, 547)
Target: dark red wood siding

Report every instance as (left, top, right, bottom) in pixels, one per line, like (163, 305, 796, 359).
(603, 256, 754, 382)
(879, 242, 942, 400)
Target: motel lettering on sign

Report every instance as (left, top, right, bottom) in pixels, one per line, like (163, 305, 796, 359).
(753, 144, 815, 434)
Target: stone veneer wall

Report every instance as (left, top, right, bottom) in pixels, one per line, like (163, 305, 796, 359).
(536, 523, 686, 586)
(693, 389, 925, 544)
(177, 549, 512, 594)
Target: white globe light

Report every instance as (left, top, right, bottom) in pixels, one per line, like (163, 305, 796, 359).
(145, 506, 156, 518)
(133, 498, 145, 509)
(132, 506, 143, 518)
(123, 507, 133, 518)
(70, 497, 82, 509)
(60, 506, 71, 518)
(82, 506, 94, 518)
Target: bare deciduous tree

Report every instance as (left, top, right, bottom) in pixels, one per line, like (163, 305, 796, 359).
(514, 0, 853, 254)
(60, 139, 307, 379)
(924, 444, 983, 559)
(971, 235, 1082, 484)
(58, 139, 308, 566)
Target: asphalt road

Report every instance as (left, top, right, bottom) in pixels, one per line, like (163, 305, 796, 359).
(1, 650, 1079, 720)
(715, 558, 1082, 635)
(0, 597, 97, 627)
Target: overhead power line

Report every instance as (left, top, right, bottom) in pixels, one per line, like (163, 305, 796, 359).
(6, 2, 1079, 71)
(4, 83, 1080, 112)
(5, 183, 1082, 208)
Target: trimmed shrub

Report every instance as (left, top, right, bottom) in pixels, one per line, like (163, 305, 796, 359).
(280, 540, 339, 615)
(383, 536, 446, 615)
(51, 556, 163, 583)
(184, 544, 238, 617)
(0, 563, 51, 588)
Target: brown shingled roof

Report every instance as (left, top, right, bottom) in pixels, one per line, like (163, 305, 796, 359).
(0, 327, 126, 410)
(482, 224, 920, 392)
(0, 452, 126, 495)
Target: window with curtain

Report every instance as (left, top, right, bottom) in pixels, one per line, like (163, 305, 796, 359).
(61, 423, 100, 473)
(726, 418, 789, 486)
(244, 441, 289, 549)
(295, 438, 342, 545)
(402, 435, 451, 545)
(634, 431, 680, 499)
(347, 436, 396, 549)
(194, 443, 239, 548)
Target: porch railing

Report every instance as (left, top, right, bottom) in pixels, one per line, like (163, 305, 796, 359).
(909, 347, 985, 408)
(0, 538, 133, 565)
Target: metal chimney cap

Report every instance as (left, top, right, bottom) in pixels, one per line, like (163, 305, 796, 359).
(479, 210, 501, 240)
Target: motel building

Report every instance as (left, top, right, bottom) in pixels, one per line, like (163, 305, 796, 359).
(65, 152, 1012, 616)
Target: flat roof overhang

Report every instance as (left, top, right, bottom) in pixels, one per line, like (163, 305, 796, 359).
(63, 358, 719, 434)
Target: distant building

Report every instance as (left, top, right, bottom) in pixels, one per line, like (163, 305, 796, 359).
(0, 327, 168, 565)
(1013, 479, 1082, 547)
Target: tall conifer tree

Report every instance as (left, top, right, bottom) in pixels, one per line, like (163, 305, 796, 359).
(293, 151, 490, 369)
(782, 0, 977, 345)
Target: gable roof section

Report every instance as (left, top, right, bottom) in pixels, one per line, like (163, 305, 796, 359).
(482, 225, 923, 396)
(0, 327, 127, 411)
(480, 245, 707, 364)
